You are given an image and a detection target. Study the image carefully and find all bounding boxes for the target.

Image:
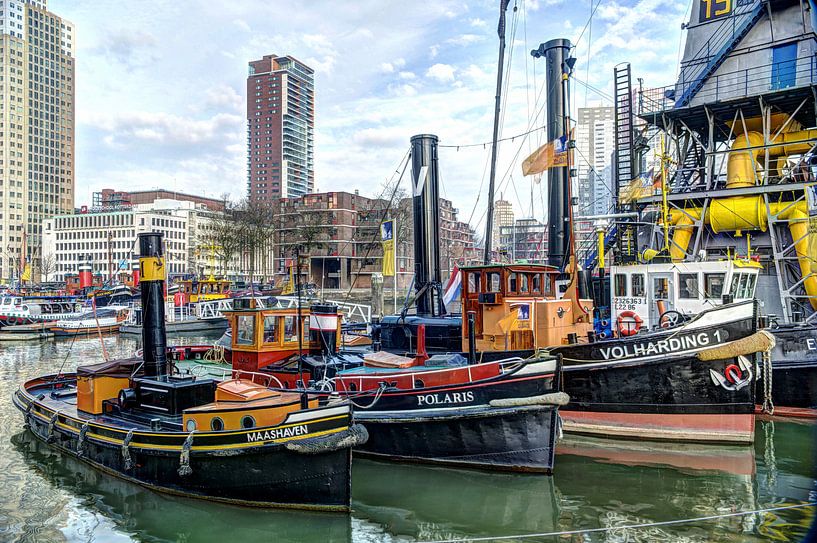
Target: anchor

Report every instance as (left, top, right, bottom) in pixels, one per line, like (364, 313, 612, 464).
(709, 355, 753, 391)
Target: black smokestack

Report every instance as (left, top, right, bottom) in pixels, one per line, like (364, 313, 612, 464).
(138, 232, 167, 379)
(410, 134, 445, 317)
(540, 38, 572, 268)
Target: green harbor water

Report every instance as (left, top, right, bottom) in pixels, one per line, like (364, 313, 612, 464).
(0, 333, 815, 542)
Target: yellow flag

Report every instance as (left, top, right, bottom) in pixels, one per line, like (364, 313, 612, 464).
(521, 141, 555, 176)
(381, 220, 395, 277)
(282, 264, 294, 295)
(21, 264, 31, 282)
(521, 134, 570, 176)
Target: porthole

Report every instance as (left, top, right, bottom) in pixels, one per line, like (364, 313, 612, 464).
(210, 417, 224, 431)
(414, 379, 425, 389)
(241, 415, 256, 429)
(185, 419, 197, 432)
(349, 382, 357, 392)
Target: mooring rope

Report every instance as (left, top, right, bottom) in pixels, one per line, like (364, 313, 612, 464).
(415, 502, 817, 543)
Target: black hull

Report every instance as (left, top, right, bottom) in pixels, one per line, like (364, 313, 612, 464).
(331, 359, 562, 472)
(558, 353, 756, 415)
(760, 325, 817, 414)
(549, 301, 758, 443)
(24, 417, 352, 509)
(14, 385, 356, 511)
(354, 404, 559, 473)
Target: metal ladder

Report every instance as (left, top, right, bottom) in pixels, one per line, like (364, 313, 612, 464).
(613, 63, 638, 263)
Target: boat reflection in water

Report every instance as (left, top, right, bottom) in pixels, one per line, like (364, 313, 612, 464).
(352, 458, 560, 541)
(558, 433, 756, 476)
(12, 430, 354, 543)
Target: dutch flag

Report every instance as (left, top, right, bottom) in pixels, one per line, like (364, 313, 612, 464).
(443, 264, 461, 306)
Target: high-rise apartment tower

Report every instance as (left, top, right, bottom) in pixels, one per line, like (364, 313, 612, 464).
(0, 0, 75, 280)
(247, 54, 314, 202)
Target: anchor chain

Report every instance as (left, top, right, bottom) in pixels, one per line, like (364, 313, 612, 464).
(121, 429, 135, 470)
(46, 411, 60, 443)
(178, 431, 195, 477)
(76, 421, 90, 457)
(761, 348, 774, 415)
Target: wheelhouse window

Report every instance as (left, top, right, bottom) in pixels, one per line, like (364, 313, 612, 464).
(631, 274, 645, 297)
(679, 273, 699, 299)
(519, 274, 529, 293)
(614, 274, 627, 296)
(744, 274, 757, 298)
(735, 273, 757, 299)
(508, 272, 518, 293)
(704, 273, 725, 298)
(531, 274, 542, 294)
(263, 315, 278, 343)
(730, 273, 742, 298)
(283, 316, 298, 342)
(653, 277, 669, 300)
(236, 315, 255, 345)
(486, 272, 501, 293)
(467, 272, 479, 294)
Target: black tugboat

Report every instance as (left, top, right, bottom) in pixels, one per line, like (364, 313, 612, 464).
(13, 232, 365, 511)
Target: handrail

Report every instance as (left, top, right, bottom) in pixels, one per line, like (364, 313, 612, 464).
(639, 52, 817, 115)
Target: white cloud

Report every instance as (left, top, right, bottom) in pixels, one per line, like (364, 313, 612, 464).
(446, 34, 485, 46)
(426, 63, 457, 83)
(63, 0, 684, 223)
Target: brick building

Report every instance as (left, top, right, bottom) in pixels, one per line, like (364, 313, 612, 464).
(247, 54, 315, 203)
(272, 191, 477, 290)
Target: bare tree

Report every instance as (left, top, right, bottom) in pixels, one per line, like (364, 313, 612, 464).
(38, 253, 56, 283)
(205, 205, 242, 277)
(233, 197, 276, 284)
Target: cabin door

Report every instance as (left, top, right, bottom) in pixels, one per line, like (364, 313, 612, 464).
(649, 273, 674, 328)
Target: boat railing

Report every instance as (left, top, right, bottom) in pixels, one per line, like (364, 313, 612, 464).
(638, 52, 817, 116)
(271, 296, 372, 324)
(195, 298, 233, 320)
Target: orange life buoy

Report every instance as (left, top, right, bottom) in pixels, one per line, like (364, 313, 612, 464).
(617, 310, 643, 337)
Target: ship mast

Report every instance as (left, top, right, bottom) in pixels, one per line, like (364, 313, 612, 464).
(482, 0, 510, 264)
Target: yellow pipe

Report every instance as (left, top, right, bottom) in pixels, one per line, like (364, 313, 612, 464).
(666, 121, 817, 310)
(727, 131, 764, 188)
(789, 208, 817, 309)
(669, 212, 698, 262)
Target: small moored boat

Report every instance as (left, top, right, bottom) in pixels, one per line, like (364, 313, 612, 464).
(14, 233, 364, 511)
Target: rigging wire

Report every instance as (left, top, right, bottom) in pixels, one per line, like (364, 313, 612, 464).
(415, 501, 817, 543)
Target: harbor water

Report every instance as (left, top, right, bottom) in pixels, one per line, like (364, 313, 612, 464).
(0, 334, 814, 542)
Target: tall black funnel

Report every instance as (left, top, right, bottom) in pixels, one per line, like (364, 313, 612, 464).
(138, 232, 167, 379)
(542, 38, 571, 268)
(410, 134, 446, 317)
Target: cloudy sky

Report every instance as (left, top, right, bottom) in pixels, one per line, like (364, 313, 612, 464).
(54, 0, 689, 234)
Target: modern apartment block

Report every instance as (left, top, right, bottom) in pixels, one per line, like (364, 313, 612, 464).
(247, 54, 314, 202)
(0, 0, 75, 282)
(491, 198, 514, 251)
(576, 106, 615, 246)
(576, 106, 614, 215)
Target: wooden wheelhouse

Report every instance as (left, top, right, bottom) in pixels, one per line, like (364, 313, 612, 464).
(460, 263, 595, 352)
(179, 278, 232, 303)
(226, 298, 343, 387)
